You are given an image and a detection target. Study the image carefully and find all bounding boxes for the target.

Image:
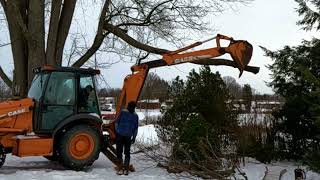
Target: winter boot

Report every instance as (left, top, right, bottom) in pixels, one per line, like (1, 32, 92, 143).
(116, 168, 124, 175)
(124, 167, 129, 175)
(116, 163, 124, 175)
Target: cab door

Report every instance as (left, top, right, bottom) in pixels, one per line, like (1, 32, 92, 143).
(38, 72, 76, 133)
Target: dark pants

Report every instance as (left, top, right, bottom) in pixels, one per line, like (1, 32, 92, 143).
(116, 133, 132, 169)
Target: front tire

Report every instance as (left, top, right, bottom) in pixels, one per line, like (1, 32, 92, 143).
(43, 154, 58, 161)
(58, 124, 101, 170)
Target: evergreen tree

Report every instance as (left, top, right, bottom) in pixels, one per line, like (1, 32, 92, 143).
(296, 0, 320, 31)
(261, 0, 320, 161)
(157, 66, 237, 161)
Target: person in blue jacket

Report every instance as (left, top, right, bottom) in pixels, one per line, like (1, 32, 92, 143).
(115, 101, 139, 175)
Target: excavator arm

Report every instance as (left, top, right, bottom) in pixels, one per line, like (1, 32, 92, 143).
(103, 34, 259, 142)
(162, 34, 253, 77)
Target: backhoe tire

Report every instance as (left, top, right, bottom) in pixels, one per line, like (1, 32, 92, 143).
(43, 147, 59, 161)
(43, 155, 58, 161)
(58, 124, 101, 171)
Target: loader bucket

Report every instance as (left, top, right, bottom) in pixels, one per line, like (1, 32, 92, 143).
(227, 40, 253, 77)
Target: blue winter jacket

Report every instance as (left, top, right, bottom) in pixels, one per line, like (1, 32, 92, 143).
(115, 109, 139, 138)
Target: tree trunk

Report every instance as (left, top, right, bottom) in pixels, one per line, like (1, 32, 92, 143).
(5, 1, 28, 97)
(27, 0, 46, 87)
(46, 0, 62, 66)
(55, 0, 77, 66)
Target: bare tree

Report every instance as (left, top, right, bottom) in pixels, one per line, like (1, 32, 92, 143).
(140, 72, 169, 102)
(0, 0, 253, 97)
(223, 76, 242, 98)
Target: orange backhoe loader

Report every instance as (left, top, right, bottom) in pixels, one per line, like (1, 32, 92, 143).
(0, 34, 259, 170)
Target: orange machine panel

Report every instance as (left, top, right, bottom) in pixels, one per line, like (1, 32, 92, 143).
(12, 136, 53, 157)
(0, 98, 34, 132)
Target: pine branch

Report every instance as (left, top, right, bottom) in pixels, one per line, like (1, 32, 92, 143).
(296, 0, 320, 30)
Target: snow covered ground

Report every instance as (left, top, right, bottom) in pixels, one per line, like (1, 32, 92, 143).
(0, 125, 170, 180)
(0, 154, 179, 180)
(1, 125, 319, 180)
(101, 109, 162, 122)
(136, 124, 159, 144)
(235, 158, 320, 180)
(136, 109, 162, 121)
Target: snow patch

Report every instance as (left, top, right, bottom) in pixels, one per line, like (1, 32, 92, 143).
(137, 124, 159, 144)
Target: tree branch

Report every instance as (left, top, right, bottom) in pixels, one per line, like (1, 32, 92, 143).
(0, 0, 6, 10)
(0, 66, 12, 88)
(104, 23, 169, 55)
(116, 0, 172, 27)
(191, 58, 260, 74)
(72, 0, 111, 67)
(2, 0, 28, 96)
(142, 58, 259, 74)
(7, 1, 30, 40)
(55, 0, 77, 65)
(296, 0, 320, 30)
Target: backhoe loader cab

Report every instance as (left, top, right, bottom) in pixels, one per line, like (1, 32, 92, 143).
(29, 66, 101, 134)
(0, 66, 104, 170)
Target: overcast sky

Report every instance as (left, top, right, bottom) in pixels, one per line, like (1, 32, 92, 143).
(101, 0, 317, 94)
(0, 0, 317, 94)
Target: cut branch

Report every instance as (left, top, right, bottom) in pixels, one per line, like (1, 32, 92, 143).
(0, 66, 12, 88)
(104, 23, 169, 55)
(143, 58, 260, 74)
(191, 58, 260, 74)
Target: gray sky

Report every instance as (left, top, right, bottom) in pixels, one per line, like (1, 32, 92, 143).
(102, 0, 317, 94)
(0, 0, 317, 94)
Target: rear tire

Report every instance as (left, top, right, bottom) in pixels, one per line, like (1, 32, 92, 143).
(58, 124, 101, 170)
(43, 154, 58, 161)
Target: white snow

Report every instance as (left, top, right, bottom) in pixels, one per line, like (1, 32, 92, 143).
(136, 124, 159, 144)
(101, 109, 162, 121)
(1, 125, 320, 180)
(0, 124, 166, 180)
(0, 154, 178, 180)
(138, 99, 160, 103)
(136, 109, 162, 121)
(235, 158, 320, 180)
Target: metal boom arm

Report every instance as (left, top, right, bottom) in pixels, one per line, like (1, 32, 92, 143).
(103, 34, 259, 142)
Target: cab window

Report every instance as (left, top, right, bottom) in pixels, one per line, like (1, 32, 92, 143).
(78, 75, 99, 114)
(44, 72, 75, 105)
